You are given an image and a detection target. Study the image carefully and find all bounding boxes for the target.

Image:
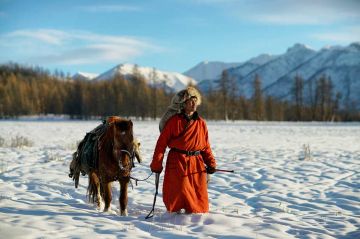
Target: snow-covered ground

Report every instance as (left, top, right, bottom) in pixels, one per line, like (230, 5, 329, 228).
(0, 120, 359, 238)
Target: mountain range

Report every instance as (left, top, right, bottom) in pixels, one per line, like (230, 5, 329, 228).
(73, 42, 360, 108)
(73, 63, 196, 92)
(187, 42, 360, 108)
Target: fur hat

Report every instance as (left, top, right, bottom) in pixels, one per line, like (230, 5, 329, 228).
(159, 86, 202, 132)
(171, 86, 202, 108)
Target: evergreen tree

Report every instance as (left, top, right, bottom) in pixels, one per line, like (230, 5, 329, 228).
(219, 70, 230, 120)
(293, 75, 304, 120)
(150, 68, 159, 119)
(252, 74, 265, 120)
(228, 75, 239, 120)
(265, 96, 275, 121)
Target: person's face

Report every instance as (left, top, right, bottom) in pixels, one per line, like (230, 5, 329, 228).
(184, 97, 198, 115)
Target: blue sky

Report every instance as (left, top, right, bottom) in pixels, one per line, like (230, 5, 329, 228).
(0, 0, 359, 75)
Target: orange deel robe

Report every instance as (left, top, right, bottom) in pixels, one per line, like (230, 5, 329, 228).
(150, 113, 216, 213)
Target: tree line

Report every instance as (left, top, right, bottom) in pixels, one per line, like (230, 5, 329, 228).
(0, 63, 170, 119)
(201, 70, 359, 121)
(0, 63, 359, 121)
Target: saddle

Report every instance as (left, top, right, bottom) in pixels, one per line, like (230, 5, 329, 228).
(69, 120, 107, 188)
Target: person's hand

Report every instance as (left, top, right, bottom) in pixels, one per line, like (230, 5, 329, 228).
(151, 167, 163, 174)
(206, 166, 216, 174)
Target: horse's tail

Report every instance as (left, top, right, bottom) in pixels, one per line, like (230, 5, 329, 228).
(87, 178, 97, 203)
(87, 172, 104, 204)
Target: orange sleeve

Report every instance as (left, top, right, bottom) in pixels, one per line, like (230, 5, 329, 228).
(201, 120, 216, 168)
(150, 117, 174, 173)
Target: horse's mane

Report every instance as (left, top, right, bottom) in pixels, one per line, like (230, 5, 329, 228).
(107, 116, 122, 124)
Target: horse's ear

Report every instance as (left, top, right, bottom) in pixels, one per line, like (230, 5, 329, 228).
(129, 120, 133, 127)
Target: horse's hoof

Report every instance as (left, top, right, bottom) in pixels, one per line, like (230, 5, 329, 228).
(120, 209, 128, 216)
(68, 173, 73, 178)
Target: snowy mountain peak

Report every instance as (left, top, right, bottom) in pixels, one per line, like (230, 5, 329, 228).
(184, 61, 242, 82)
(248, 54, 277, 65)
(320, 44, 343, 51)
(72, 72, 98, 81)
(95, 63, 196, 92)
(286, 43, 314, 54)
(110, 63, 139, 74)
(349, 42, 360, 51)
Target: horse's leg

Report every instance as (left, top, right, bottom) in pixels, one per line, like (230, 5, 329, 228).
(91, 172, 102, 208)
(88, 171, 102, 208)
(119, 177, 130, 216)
(103, 182, 112, 212)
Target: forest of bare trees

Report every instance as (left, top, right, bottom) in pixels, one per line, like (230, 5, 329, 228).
(0, 63, 359, 121)
(0, 63, 170, 119)
(199, 70, 359, 121)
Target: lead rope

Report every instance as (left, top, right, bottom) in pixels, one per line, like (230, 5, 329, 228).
(120, 149, 154, 187)
(145, 173, 160, 219)
(130, 171, 153, 186)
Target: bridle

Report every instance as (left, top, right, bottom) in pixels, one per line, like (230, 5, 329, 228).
(119, 149, 136, 170)
(112, 128, 135, 172)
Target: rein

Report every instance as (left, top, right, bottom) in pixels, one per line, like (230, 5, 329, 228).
(130, 172, 153, 186)
(118, 149, 153, 186)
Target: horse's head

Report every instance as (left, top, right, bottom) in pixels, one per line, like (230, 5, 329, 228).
(112, 119, 134, 150)
(133, 138, 143, 164)
(105, 117, 134, 176)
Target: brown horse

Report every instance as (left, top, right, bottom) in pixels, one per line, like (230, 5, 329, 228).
(87, 116, 139, 216)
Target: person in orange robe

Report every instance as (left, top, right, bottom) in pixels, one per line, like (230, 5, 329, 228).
(150, 87, 216, 213)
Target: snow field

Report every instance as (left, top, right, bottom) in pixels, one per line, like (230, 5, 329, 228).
(0, 120, 359, 238)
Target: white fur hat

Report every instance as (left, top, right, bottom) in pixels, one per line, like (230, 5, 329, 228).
(159, 86, 202, 132)
(172, 86, 202, 107)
